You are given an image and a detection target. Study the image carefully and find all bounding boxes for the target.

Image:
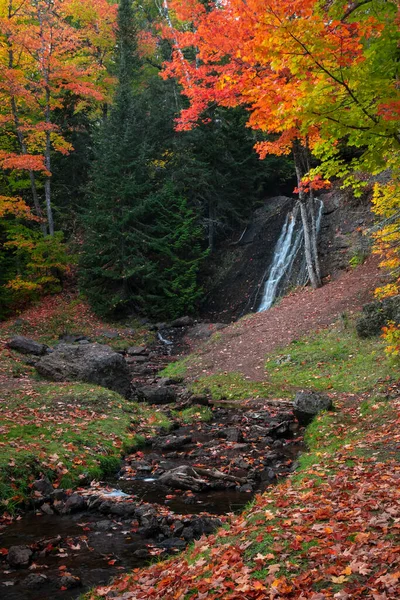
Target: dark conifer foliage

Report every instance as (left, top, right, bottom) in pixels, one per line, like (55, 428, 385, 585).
(80, 0, 206, 318)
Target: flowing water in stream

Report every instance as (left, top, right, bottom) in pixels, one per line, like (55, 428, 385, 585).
(0, 404, 304, 600)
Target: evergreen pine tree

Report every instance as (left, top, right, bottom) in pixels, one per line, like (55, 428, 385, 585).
(80, 0, 207, 318)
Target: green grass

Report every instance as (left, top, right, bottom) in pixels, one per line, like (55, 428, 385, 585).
(0, 382, 171, 511)
(190, 321, 395, 401)
(191, 372, 275, 401)
(265, 325, 394, 394)
(158, 356, 191, 379)
(172, 406, 213, 424)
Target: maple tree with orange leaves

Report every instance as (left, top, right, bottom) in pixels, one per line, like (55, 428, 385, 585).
(161, 0, 400, 289)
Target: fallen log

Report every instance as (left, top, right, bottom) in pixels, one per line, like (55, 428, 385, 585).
(194, 467, 247, 485)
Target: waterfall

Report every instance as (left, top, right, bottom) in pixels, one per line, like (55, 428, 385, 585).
(257, 199, 323, 312)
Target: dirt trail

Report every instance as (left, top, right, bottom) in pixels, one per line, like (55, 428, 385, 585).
(188, 256, 384, 380)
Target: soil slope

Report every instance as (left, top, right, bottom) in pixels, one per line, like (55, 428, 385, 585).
(188, 255, 383, 381)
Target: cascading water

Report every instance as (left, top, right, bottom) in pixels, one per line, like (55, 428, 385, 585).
(257, 199, 323, 312)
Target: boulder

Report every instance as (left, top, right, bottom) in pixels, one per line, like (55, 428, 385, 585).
(7, 546, 33, 568)
(32, 477, 54, 497)
(7, 336, 47, 356)
(189, 393, 210, 406)
(356, 296, 400, 338)
(35, 343, 132, 397)
(63, 494, 87, 514)
(293, 390, 333, 426)
(170, 316, 194, 328)
(137, 385, 178, 405)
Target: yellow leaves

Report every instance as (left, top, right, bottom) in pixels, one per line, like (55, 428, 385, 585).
(371, 176, 400, 299)
(331, 575, 348, 584)
(0, 195, 36, 219)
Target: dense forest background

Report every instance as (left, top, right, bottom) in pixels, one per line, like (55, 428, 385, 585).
(0, 0, 398, 322)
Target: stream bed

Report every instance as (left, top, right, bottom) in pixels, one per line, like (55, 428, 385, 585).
(0, 403, 304, 599)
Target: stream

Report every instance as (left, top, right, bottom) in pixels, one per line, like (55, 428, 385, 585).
(0, 401, 304, 599)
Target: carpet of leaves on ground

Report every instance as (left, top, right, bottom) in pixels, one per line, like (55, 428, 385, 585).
(84, 388, 400, 600)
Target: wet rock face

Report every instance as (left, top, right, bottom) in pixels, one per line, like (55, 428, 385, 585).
(7, 336, 48, 356)
(356, 296, 400, 338)
(35, 343, 132, 397)
(293, 390, 333, 426)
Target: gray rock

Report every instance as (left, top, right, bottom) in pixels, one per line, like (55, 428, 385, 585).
(157, 376, 183, 386)
(356, 296, 400, 338)
(293, 390, 333, 426)
(40, 503, 54, 515)
(182, 526, 194, 541)
(22, 573, 48, 589)
(126, 346, 147, 356)
(158, 538, 187, 551)
(218, 427, 243, 442)
(101, 330, 119, 339)
(185, 322, 226, 340)
(239, 483, 253, 493)
(7, 336, 47, 356)
(60, 575, 81, 589)
(260, 468, 277, 482)
(63, 494, 87, 514)
(189, 394, 210, 406)
(7, 546, 33, 568)
(93, 520, 114, 531)
(170, 316, 194, 328)
(138, 385, 177, 405)
(32, 477, 54, 496)
(35, 343, 132, 397)
(109, 503, 136, 517)
(59, 333, 88, 343)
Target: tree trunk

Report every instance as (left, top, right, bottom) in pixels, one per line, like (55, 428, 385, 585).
(44, 104, 54, 236)
(292, 140, 322, 289)
(7, 31, 47, 234)
(309, 192, 321, 282)
(208, 199, 216, 252)
(38, 2, 55, 236)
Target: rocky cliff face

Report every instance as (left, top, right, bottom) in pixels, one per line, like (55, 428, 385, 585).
(200, 185, 374, 322)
